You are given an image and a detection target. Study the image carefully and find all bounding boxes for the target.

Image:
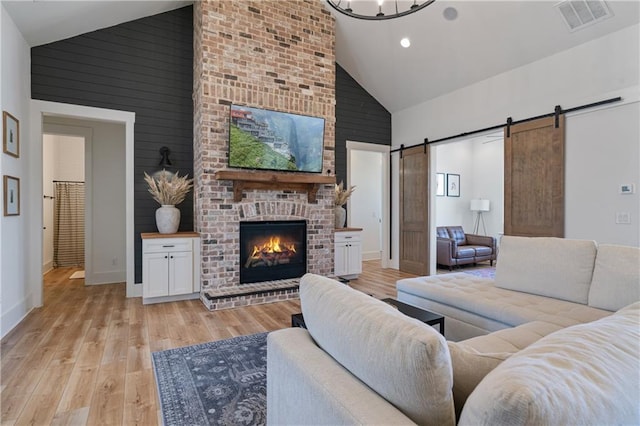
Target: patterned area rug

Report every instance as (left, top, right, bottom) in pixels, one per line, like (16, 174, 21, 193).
(464, 267, 496, 279)
(152, 332, 268, 426)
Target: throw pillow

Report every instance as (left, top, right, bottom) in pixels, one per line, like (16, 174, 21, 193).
(495, 236, 596, 304)
(588, 244, 640, 311)
(300, 273, 456, 426)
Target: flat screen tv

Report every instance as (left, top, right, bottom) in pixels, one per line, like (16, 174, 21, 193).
(229, 104, 325, 173)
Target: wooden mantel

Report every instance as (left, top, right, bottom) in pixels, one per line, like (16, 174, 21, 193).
(215, 170, 336, 203)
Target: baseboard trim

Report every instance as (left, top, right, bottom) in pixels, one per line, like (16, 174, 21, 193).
(1, 294, 34, 339)
(87, 270, 126, 285)
(362, 251, 381, 261)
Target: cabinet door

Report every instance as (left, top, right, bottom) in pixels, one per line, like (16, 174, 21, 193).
(169, 251, 194, 295)
(334, 242, 349, 276)
(144, 252, 170, 298)
(347, 241, 363, 275)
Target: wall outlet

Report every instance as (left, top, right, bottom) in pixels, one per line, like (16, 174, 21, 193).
(615, 212, 631, 224)
(112, 257, 117, 266)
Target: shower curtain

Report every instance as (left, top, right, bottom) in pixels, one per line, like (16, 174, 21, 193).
(53, 182, 85, 267)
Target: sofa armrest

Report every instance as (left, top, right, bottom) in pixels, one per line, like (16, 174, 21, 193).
(437, 237, 457, 255)
(437, 237, 457, 265)
(267, 328, 417, 425)
(466, 234, 496, 250)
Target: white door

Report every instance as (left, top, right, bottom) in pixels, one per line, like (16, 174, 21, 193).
(349, 148, 384, 261)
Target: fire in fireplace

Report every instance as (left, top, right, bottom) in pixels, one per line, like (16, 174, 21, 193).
(239, 220, 307, 284)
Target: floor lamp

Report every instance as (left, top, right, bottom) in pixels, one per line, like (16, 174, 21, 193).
(471, 199, 490, 235)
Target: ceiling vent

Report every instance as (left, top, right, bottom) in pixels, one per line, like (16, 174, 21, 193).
(556, 0, 613, 32)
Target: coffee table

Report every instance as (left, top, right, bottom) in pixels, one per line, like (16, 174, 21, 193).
(381, 298, 445, 336)
(291, 299, 444, 336)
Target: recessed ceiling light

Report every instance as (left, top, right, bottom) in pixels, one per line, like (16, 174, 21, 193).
(400, 37, 411, 48)
(443, 7, 458, 21)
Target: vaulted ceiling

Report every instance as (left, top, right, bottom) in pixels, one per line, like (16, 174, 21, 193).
(3, 0, 639, 113)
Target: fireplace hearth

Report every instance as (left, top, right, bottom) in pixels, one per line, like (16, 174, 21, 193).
(239, 220, 307, 284)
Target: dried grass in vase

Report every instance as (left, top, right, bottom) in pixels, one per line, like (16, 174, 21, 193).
(144, 170, 193, 206)
(334, 181, 356, 206)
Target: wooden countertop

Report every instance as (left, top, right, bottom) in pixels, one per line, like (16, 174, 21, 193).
(335, 227, 363, 232)
(141, 232, 200, 239)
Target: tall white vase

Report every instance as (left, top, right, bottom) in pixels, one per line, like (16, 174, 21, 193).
(334, 206, 346, 229)
(156, 205, 180, 234)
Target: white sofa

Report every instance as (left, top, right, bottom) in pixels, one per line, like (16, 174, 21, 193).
(397, 236, 639, 342)
(267, 237, 640, 425)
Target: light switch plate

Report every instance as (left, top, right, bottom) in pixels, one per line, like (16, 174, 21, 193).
(616, 212, 631, 224)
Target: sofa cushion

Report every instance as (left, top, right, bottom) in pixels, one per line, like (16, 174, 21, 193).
(472, 245, 492, 257)
(459, 320, 564, 354)
(456, 246, 476, 258)
(459, 302, 640, 426)
(447, 343, 510, 419)
(495, 236, 597, 304)
(397, 274, 610, 331)
(588, 244, 640, 311)
(300, 273, 455, 426)
(447, 226, 467, 245)
(448, 320, 564, 418)
(437, 227, 450, 239)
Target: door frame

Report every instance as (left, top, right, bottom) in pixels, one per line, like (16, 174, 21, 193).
(29, 100, 137, 307)
(346, 140, 391, 268)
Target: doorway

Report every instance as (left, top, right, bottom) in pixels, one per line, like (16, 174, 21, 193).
(347, 141, 390, 268)
(433, 132, 504, 239)
(29, 100, 136, 307)
(42, 131, 86, 274)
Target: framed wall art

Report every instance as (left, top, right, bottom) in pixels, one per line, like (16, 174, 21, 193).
(3, 111, 19, 158)
(436, 173, 445, 196)
(447, 173, 460, 197)
(3, 175, 20, 216)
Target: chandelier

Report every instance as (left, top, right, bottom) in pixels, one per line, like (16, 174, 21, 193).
(326, 0, 436, 20)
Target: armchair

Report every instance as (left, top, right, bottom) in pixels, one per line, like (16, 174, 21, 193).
(437, 226, 496, 270)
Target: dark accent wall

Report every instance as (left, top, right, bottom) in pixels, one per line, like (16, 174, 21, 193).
(31, 6, 194, 283)
(335, 63, 391, 185)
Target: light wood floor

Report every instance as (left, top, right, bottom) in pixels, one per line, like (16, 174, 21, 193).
(0, 260, 419, 425)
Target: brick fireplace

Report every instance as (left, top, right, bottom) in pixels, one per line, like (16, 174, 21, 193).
(193, 0, 336, 310)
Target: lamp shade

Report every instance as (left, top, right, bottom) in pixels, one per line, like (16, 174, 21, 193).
(470, 199, 490, 212)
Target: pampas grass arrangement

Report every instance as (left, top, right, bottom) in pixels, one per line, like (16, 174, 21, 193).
(334, 181, 356, 206)
(144, 170, 193, 206)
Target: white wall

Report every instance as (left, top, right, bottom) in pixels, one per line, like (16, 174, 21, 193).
(43, 117, 126, 286)
(42, 134, 85, 272)
(565, 102, 640, 246)
(1, 5, 32, 338)
(434, 140, 474, 229)
(391, 24, 640, 270)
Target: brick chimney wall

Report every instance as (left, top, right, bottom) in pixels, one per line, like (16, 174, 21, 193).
(193, 0, 336, 306)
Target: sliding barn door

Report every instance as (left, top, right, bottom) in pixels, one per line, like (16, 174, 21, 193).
(399, 145, 430, 275)
(504, 115, 565, 237)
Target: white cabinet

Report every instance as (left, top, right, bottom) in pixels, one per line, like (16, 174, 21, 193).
(334, 229, 363, 279)
(141, 233, 200, 304)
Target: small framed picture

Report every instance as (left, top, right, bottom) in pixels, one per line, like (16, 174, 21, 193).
(447, 173, 460, 197)
(436, 173, 445, 196)
(3, 111, 19, 158)
(3, 175, 20, 216)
